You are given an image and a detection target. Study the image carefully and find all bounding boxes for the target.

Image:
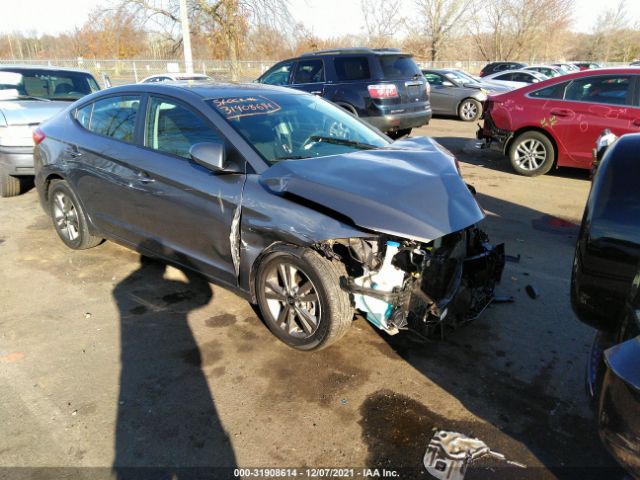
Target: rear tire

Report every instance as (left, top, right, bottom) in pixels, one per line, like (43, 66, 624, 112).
(509, 131, 555, 176)
(458, 98, 482, 122)
(0, 170, 23, 197)
(255, 246, 352, 351)
(48, 180, 103, 250)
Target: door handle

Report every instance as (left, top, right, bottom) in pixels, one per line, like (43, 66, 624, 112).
(310, 91, 322, 95)
(136, 171, 155, 184)
(65, 145, 82, 158)
(550, 108, 571, 117)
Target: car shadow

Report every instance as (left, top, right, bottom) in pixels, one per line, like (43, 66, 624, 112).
(360, 192, 624, 479)
(433, 135, 592, 181)
(112, 253, 237, 478)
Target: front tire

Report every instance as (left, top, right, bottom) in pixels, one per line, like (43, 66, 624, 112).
(458, 98, 482, 122)
(48, 180, 103, 250)
(509, 131, 555, 176)
(255, 246, 352, 351)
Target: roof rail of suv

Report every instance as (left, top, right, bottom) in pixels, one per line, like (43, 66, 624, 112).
(300, 47, 403, 57)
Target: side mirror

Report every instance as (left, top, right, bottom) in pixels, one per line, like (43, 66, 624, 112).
(442, 80, 454, 87)
(190, 142, 226, 172)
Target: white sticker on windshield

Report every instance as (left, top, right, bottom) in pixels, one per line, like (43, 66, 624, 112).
(212, 96, 281, 120)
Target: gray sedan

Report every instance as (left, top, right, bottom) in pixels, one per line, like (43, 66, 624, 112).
(422, 69, 506, 121)
(33, 82, 504, 351)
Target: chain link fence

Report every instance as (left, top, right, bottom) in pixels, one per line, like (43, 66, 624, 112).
(0, 58, 631, 87)
(0, 58, 273, 86)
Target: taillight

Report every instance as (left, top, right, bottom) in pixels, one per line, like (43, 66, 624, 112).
(32, 128, 46, 145)
(479, 69, 486, 77)
(368, 84, 398, 99)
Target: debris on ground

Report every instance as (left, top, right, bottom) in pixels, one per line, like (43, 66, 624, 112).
(424, 430, 526, 480)
(525, 285, 540, 299)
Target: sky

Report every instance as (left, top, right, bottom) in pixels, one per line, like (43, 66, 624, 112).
(0, 0, 637, 38)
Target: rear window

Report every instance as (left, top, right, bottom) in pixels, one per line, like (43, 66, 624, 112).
(378, 55, 421, 80)
(334, 57, 370, 81)
(0, 68, 99, 101)
(530, 82, 568, 99)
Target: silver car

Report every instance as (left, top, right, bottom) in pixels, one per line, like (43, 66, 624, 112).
(422, 69, 510, 121)
(0, 66, 100, 197)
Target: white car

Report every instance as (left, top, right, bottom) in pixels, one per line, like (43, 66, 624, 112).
(523, 65, 563, 78)
(139, 73, 213, 83)
(482, 69, 548, 89)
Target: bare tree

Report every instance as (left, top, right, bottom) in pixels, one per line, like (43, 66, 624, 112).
(119, 0, 291, 78)
(361, 0, 404, 48)
(414, 0, 474, 61)
(471, 0, 575, 61)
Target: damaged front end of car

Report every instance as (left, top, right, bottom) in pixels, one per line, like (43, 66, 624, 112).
(315, 227, 504, 338)
(253, 136, 505, 338)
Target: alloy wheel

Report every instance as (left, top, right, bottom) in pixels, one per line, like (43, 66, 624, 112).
(514, 138, 547, 171)
(263, 261, 321, 339)
(461, 101, 478, 120)
(52, 191, 80, 242)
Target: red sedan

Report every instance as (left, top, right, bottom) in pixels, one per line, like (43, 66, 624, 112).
(477, 68, 640, 176)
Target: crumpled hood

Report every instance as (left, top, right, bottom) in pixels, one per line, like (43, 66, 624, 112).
(259, 136, 484, 243)
(0, 100, 69, 126)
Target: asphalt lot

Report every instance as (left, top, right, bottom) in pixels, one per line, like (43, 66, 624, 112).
(0, 118, 624, 479)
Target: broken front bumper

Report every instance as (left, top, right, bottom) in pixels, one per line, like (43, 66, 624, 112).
(345, 227, 505, 338)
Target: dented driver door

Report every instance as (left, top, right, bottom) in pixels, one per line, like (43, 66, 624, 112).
(118, 95, 245, 288)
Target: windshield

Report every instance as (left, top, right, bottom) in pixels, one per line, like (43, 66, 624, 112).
(444, 71, 479, 86)
(0, 68, 99, 101)
(210, 93, 390, 164)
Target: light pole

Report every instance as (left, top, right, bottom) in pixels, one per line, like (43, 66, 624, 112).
(179, 0, 194, 73)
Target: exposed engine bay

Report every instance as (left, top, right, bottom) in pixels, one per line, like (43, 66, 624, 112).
(315, 226, 505, 338)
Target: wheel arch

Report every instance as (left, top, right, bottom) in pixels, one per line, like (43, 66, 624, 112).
(333, 102, 358, 116)
(42, 173, 65, 203)
(506, 126, 559, 166)
(248, 241, 303, 304)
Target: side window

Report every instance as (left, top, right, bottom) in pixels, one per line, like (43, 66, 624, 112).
(293, 59, 324, 84)
(145, 96, 221, 159)
(495, 73, 512, 81)
(334, 57, 371, 81)
(529, 81, 568, 99)
(77, 95, 140, 143)
(565, 76, 632, 106)
(76, 103, 93, 129)
(423, 73, 443, 86)
(513, 73, 534, 83)
(260, 62, 293, 86)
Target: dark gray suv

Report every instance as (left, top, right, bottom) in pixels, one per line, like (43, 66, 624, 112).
(257, 48, 432, 138)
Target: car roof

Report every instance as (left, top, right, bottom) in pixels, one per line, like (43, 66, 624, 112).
(525, 65, 559, 69)
(486, 69, 540, 77)
(0, 64, 94, 75)
(299, 47, 407, 57)
(88, 81, 306, 100)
